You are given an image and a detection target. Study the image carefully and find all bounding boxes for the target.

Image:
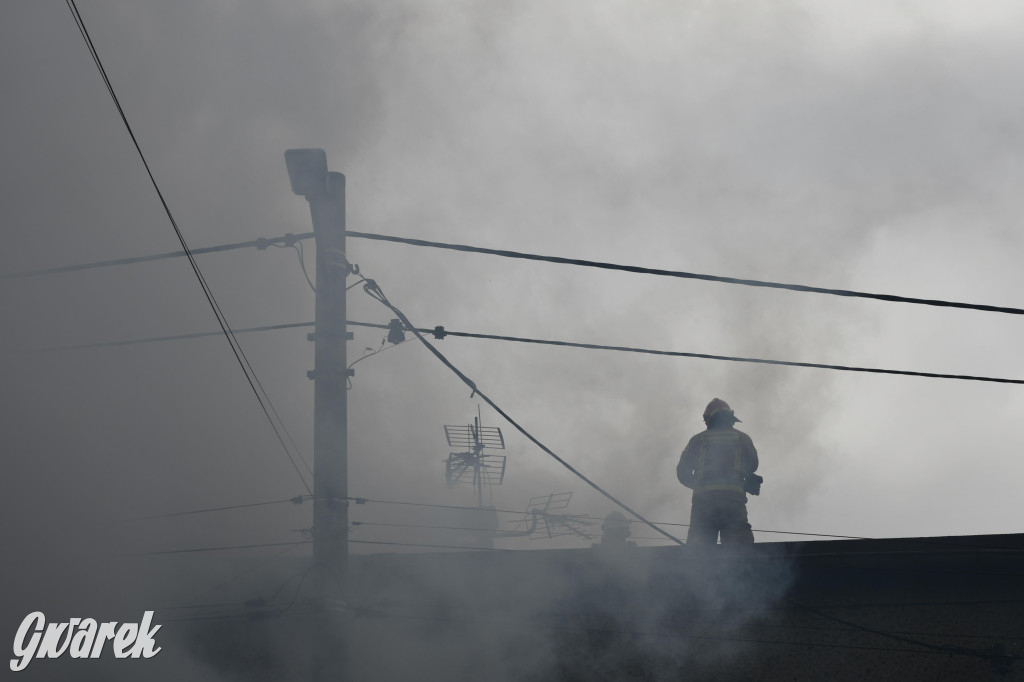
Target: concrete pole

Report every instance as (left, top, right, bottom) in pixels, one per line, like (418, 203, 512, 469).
(285, 149, 350, 681)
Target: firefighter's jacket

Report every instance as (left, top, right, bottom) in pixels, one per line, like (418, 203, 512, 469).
(677, 425, 758, 498)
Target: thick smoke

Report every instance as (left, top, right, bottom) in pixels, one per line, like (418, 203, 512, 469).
(3, 1, 1024, 679)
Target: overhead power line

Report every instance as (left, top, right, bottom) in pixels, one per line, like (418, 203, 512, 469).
(781, 595, 1011, 663)
(360, 608, 1020, 664)
(405, 326, 1024, 386)
(62, 2, 312, 494)
(129, 538, 504, 557)
(7, 226, 1024, 318)
(44, 318, 1024, 386)
(0, 233, 314, 280)
(173, 542, 306, 609)
(156, 601, 1020, 664)
(346, 231, 1024, 317)
(38, 321, 315, 352)
(124, 492, 1024, 551)
(347, 496, 561, 517)
(129, 541, 310, 557)
(129, 496, 308, 521)
(361, 278, 686, 546)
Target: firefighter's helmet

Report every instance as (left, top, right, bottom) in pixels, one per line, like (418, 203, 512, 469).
(703, 398, 740, 425)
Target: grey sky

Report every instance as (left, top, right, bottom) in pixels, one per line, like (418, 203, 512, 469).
(3, 0, 1024, 650)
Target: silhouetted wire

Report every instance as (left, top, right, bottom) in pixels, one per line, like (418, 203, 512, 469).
(63, 0, 312, 495)
(159, 611, 287, 624)
(275, 565, 319, 615)
(161, 575, 1024, 648)
(358, 608, 1020, 662)
(363, 277, 1024, 553)
(417, 327, 1024, 385)
(635, 534, 1024, 558)
(348, 497, 1020, 548)
(152, 541, 307, 612)
(290, 240, 316, 292)
(347, 496, 558, 516)
(781, 596, 1015, 662)
(347, 231, 1024, 316)
(38, 321, 315, 352)
(351, 539, 501, 551)
(728, 619, 1024, 643)
(367, 600, 1024, 648)
(0, 232, 315, 280)
(351, 519, 585, 538)
(808, 596, 1024, 609)
(129, 538, 513, 557)
(129, 541, 310, 556)
(118, 490, 1024, 555)
(125, 493, 531, 521)
(352, 520, 511, 533)
(155, 601, 1021, 660)
(12, 224, 1024, 319)
(164, 560, 313, 614)
(130, 496, 309, 521)
(158, 601, 245, 611)
(149, 537, 1024, 651)
(247, 565, 316, 611)
(361, 279, 686, 546)
(348, 337, 411, 372)
(43, 318, 1024, 385)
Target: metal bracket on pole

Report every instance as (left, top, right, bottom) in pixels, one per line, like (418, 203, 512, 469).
(307, 331, 355, 342)
(306, 368, 355, 380)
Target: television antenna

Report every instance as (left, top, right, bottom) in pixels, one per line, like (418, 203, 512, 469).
(509, 492, 597, 541)
(443, 409, 506, 508)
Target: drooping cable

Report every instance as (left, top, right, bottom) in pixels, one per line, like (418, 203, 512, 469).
(63, 0, 311, 494)
(781, 595, 1015, 665)
(271, 240, 316, 293)
(128, 496, 309, 521)
(360, 278, 685, 546)
(128, 538, 504, 557)
(172, 542, 305, 608)
(122, 492, 1020, 549)
(42, 318, 1024, 385)
(427, 328, 1024, 385)
(11, 227, 1024, 319)
(357, 607, 1020, 664)
(37, 321, 315, 352)
(347, 230, 1024, 317)
(0, 232, 315, 280)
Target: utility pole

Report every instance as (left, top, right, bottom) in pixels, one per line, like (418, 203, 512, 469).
(285, 149, 350, 681)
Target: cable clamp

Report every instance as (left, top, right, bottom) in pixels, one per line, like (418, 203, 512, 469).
(324, 247, 348, 270)
(433, 325, 447, 339)
(313, 496, 351, 506)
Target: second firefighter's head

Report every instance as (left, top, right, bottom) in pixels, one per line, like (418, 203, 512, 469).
(703, 398, 741, 428)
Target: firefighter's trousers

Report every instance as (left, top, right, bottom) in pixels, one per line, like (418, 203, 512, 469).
(687, 490, 754, 547)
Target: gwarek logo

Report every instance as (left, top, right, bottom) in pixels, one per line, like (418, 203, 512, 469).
(10, 611, 162, 672)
